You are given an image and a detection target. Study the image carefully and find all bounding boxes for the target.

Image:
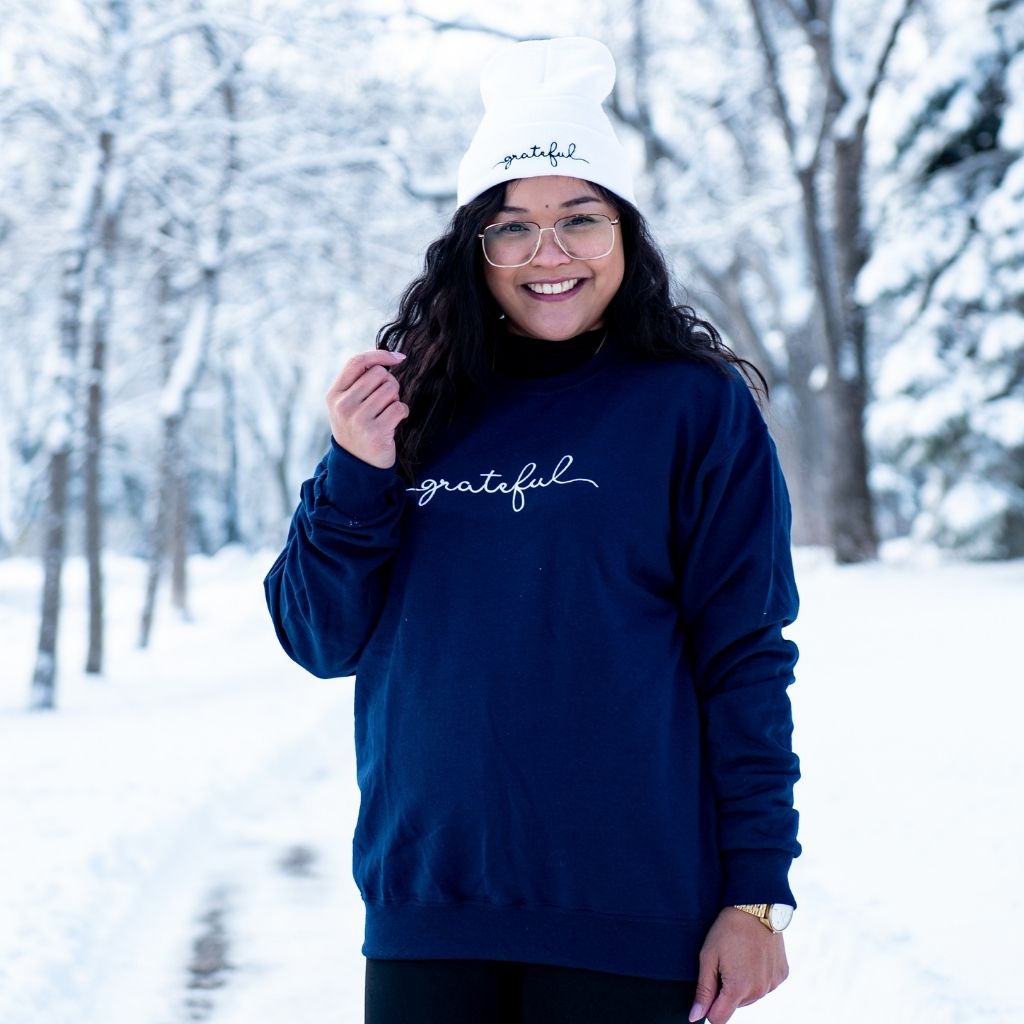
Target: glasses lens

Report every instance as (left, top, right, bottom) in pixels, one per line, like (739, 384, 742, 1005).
(555, 214, 614, 259)
(482, 222, 539, 267)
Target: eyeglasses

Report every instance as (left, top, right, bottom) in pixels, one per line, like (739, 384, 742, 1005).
(478, 214, 620, 268)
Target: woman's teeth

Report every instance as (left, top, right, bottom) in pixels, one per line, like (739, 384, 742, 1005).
(526, 279, 579, 295)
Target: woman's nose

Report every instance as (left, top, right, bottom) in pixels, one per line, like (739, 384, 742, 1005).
(531, 227, 571, 265)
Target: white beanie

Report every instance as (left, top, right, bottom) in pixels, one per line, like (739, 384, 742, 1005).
(456, 37, 636, 208)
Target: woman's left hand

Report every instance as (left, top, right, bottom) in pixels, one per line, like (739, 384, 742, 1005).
(689, 907, 789, 1023)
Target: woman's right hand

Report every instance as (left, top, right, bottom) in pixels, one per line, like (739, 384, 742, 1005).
(325, 350, 410, 469)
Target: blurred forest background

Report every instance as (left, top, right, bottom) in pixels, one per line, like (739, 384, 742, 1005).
(2, 0, 1022, 710)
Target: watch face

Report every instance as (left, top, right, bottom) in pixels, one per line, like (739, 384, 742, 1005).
(769, 904, 794, 931)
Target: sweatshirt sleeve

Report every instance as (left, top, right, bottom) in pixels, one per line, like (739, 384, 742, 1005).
(676, 374, 801, 908)
(264, 439, 408, 679)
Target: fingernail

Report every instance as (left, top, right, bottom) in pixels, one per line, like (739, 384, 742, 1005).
(391, 351, 407, 360)
(688, 1004, 705, 1023)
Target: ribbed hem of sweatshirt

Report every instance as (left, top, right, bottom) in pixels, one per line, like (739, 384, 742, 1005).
(362, 900, 703, 981)
(720, 850, 796, 908)
(318, 438, 403, 519)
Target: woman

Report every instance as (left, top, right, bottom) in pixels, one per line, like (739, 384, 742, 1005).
(265, 36, 800, 1024)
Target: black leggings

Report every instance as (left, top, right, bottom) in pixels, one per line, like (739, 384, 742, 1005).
(364, 958, 700, 1024)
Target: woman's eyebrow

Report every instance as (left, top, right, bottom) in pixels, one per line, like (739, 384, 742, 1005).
(499, 196, 603, 214)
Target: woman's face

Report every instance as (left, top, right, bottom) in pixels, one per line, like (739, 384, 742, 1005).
(481, 176, 624, 341)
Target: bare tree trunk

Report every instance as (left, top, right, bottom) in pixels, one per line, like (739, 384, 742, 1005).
(822, 0, 916, 561)
(30, 130, 113, 710)
(139, 19, 241, 644)
(84, 190, 120, 674)
(830, 126, 879, 562)
(138, 65, 176, 649)
(743, 0, 907, 562)
(171, 453, 189, 615)
(139, 272, 218, 647)
(246, 361, 302, 525)
(221, 364, 241, 546)
(83, 300, 106, 675)
(83, 0, 131, 672)
(784, 319, 832, 547)
(139, 415, 178, 648)
(275, 367, 301, 520)
(203, 18, 241, 558)
(138, 466, 166, 649)
(795, 159, 877, 560)
(30, 448, 70, 711)
(138, 263, 176, 649)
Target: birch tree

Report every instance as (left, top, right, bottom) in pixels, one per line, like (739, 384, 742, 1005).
(83, 3, 132, 675)
(26, 0, 131, 709)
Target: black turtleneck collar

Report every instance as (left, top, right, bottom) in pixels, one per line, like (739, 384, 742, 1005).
(492, 325, 608, 379)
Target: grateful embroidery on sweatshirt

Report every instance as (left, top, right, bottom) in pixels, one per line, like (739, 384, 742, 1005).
(407, 454, 598, 513)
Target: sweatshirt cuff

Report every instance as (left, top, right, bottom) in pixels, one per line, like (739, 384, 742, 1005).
(316, 438, 404, 519)
(720, 850, 796, 909)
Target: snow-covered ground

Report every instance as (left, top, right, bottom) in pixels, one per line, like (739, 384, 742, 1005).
(1, 545, 1022, 1023)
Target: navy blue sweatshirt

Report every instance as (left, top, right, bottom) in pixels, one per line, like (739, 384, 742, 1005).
(264, 336, 800, 981)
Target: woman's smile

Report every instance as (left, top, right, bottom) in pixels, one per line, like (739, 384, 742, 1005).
(523, 277, 584, 298)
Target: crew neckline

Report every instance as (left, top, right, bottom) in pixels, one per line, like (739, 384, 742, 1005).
(486, 327, 621, 394)
(494, 327, 607, 378)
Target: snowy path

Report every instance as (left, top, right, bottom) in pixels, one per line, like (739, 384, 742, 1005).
(0, 551, 365, 1024)
(88, 700, 366, 1024)
(2, 547, 1023, 1023)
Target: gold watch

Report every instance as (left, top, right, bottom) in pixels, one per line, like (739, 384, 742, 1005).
(732, 903, 794, 933)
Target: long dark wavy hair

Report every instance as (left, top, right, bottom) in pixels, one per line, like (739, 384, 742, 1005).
(378, 181, 767, 480)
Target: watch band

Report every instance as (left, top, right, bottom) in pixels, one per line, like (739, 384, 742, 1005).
(733, 903, 770, 919)
(732, 903, 774, 931)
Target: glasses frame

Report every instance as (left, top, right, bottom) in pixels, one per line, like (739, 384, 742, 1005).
(478, 215, 621, 269)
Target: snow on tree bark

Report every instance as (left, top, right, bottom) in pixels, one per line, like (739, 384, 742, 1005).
(741, 0, 919, 562)
(84, 192, 117, 676)
(30, 125, 114, 709)
(140, 20, 240, 645)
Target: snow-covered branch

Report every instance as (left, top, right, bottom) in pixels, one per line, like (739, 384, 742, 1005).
(865, 0, 920, 110)
(835, 0, 920, 141)
(606, 87, 691, 172)
(134, 11, 255, 53)
(60, 146, 105, 239)
(0, 97, 89, 143)
(169, 50, 248, 122)
(800, 80, 835, 173)
(401, 5, 531, 41)
(129, 161, 213, 236)
(158, 290, 210, 421)
(234, 147, 403, 188)
(747, 0, 802, 165)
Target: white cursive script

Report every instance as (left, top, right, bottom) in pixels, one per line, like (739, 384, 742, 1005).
(407, 454, 599, 513)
